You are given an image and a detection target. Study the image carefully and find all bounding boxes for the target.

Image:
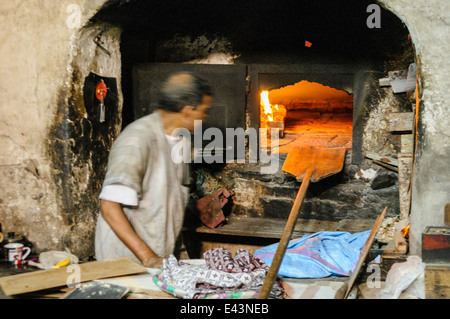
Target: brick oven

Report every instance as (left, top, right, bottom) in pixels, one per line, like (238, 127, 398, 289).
(2, 0, 450, 300)
(89, 0, 416, 257)
(84, 1, 422, 260)
(130, 61, 411, 257)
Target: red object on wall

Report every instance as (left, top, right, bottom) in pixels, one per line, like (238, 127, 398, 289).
(96, 81, 108, 100)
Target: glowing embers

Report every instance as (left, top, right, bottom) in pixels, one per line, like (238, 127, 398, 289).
(259, 81, 354, 154)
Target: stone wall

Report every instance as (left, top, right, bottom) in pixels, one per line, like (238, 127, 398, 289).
(192, 152, 400, 224)
(0, 0, 113, 259)
(380, 0, 450, 255)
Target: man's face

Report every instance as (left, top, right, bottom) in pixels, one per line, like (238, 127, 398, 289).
(183, 95, 212, 132)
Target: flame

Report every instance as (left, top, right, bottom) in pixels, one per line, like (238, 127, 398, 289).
(401, 224, 410, 238)
(260, 90, 286, 128)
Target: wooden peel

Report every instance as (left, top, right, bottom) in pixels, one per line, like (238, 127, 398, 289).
(257, 146, 347, 299)
(334, 206, 387, 299)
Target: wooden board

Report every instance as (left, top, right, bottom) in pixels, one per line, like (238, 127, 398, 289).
(358, 282, 419, 299)
(389, 112, 413, 132)
(398, 153, 413, 220)
(401, 134, 414, 154)
(195, 216, 339, 239)
(445, 203, 450, 227)
(425, 263, 450, 299)
(365, 152, 398, 167)
(0, 257, 147, 296)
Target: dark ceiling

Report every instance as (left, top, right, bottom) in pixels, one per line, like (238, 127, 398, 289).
(92, 0, 411, 63)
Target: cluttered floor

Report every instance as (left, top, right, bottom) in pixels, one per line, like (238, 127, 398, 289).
(0, 210, 435, 300)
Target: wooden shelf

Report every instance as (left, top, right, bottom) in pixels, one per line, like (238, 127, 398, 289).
(192, 216, 375, 240)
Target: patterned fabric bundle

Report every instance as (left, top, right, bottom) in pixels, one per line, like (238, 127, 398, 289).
(155, 248, 284, 299)
(204, 247, 270, 273)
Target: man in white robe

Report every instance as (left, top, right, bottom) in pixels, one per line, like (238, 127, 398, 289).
(95, 72, 212, 268)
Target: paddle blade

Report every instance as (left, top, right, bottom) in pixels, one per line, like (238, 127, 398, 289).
(282, 146, 347, 182)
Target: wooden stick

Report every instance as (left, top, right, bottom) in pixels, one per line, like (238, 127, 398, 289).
(257, 167, 314, 299)
(334, 206, 387, 299)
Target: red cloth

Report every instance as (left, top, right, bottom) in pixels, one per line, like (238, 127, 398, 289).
(196, 188, 230, 228)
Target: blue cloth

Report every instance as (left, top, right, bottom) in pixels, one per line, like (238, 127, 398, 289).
(254, 230, 371, 278)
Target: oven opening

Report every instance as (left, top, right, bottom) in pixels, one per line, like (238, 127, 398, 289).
(259, 80, 353, 154)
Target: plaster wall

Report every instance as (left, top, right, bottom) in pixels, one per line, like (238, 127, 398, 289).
(380, 0, 450, 255)
(0, 0, 112, 258)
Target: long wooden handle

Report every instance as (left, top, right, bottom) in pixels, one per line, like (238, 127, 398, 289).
(257, 167, 314, 299)
(334, 206, 387, 299)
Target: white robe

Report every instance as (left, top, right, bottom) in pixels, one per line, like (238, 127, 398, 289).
(95, 111, 189, 264)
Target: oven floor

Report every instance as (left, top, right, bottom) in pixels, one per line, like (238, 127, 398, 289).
(264, 111, 353, 154)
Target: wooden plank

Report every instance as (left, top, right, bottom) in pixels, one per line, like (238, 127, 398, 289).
(398, 153, 413, 219)
(425, 263, 450, 299)
(365, 152, 398, 167)
(379, 77, 391, 87)
(445, 203, 450, 227)
(195, 216, 376, 240)
(401, 134, 414, 154)
(373, 160, 398, 172)
(389, 112, 413, 132)
(195, 217, 339, 239)
(336, 219, 375, 233)
(98, 271, 176, 299)
(0, 257, 146, 296)
(382, 231, 407, 254)
(358, 282, 419, 299)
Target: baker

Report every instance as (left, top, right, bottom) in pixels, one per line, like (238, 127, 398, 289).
(95, 72, 212, 268)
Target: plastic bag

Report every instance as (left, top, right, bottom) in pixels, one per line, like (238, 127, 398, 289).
(28, 251, 79, 270)
(378, 255, 425, 299)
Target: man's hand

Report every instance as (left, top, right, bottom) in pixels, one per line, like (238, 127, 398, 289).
(143, 256, 164, 268)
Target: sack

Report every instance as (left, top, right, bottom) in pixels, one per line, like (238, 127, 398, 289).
(28, 251, 79, 270)
(378, 255, 425, 299)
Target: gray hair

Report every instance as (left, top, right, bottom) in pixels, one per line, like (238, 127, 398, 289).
(158, 72, 212, 113)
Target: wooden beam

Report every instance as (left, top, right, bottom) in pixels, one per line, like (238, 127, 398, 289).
(0, 257, 147, 296)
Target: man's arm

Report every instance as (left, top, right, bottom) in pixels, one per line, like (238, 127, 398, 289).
(100, 199, 163, 268)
